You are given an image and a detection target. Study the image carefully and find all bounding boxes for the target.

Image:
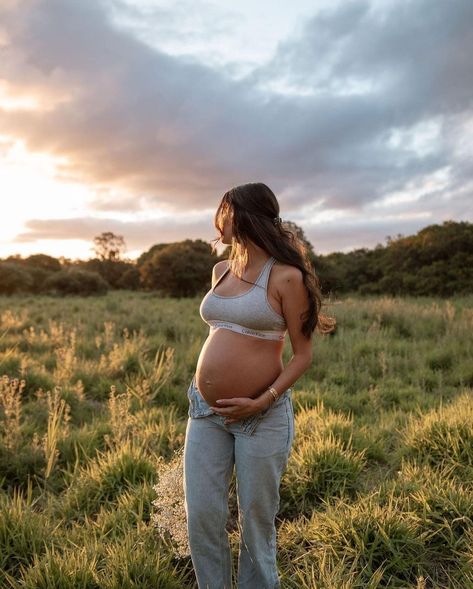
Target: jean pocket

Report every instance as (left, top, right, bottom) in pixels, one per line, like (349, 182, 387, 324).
(239, 413, 264, 435)
(239, 388, 292, 436)
(187, 376, 215, 418)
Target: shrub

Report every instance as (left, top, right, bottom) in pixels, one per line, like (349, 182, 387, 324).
(281, 429, 367, 518)
(15, 546, 102, 589)
(139, 239, 216, 296)
(398, 390, 473, 479)
(58, 440, 157, 521)
(278, 493, 427, 587)
(0, 485, 53, 584)
(0, 262, 34, 294)
(43, 269, 108, 296)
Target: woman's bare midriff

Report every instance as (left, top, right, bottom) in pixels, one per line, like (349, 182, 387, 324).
(195, 328, 284, 407)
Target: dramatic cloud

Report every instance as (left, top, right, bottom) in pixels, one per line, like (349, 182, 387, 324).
(14, 215, 214, 252)
(247, 0, 473, 208)
(0, 0, 290, 212)
(0, 0, 471, 255)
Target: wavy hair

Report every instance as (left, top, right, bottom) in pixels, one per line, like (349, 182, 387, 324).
(210, 182, 336, 337)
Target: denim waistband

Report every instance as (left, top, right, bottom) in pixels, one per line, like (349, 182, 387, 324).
(186, 374, 292, 435)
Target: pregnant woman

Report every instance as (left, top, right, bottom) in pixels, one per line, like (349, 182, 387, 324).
(183, 182, 335, 589)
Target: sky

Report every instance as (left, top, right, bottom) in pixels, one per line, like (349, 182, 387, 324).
(0, 0, 472, 260)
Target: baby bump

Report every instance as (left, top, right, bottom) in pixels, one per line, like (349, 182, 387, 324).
(195, 329, 284, 405)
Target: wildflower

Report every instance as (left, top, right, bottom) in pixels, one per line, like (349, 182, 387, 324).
(151, 446, 190, 558)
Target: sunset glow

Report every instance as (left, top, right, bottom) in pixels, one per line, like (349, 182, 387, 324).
(1, 0, 471, 260)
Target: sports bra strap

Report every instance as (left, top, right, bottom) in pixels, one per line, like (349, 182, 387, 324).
(212, 263, 231, 291)
(214, 257, 274, 292)
(257, 256, 276, 289)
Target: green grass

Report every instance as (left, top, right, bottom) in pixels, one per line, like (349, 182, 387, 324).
(0, 291, 472, 588)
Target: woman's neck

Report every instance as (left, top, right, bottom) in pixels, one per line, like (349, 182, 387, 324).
(243, 244, 271, 268)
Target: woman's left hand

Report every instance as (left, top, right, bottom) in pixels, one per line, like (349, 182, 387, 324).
(210, 397, 261, 424)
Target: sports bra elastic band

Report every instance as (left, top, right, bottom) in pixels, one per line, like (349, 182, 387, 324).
(207, 319, 286, 341)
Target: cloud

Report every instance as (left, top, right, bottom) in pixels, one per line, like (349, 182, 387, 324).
(104, 0, 242, 52)
(0, 0, 471, 254)
(253, 0, 473, 114)
(9, 213, 415, 257)
(245, 0, 473, 208)
(0, 0, 289, 212)
(14, 215, 216, 252)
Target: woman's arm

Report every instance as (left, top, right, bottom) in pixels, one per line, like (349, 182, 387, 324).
(255, 265, 313, 410)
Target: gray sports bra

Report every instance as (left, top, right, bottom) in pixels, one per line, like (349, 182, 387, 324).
(199, 256, 287, 341)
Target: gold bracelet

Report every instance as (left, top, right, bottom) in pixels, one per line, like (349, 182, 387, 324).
(267, 386, 279, 405)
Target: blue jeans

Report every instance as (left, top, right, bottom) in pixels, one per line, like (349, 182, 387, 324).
(183, 374, 295, 589)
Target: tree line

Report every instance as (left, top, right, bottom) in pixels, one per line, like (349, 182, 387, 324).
(0, 220, 471, 298)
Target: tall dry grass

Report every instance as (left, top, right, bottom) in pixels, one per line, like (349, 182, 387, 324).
(0, 375, 25, 450)
(0, 291, 472, 587)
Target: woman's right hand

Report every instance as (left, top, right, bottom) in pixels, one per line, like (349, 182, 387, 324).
(210, 395, 268, 424)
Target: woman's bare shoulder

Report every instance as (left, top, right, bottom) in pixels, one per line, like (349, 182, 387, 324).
(273, 260, 303, 283)
(270, 261, 304, 305)
(212, 260, 229, 281)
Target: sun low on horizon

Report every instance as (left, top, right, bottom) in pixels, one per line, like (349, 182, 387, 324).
(1, 0, 472, 262)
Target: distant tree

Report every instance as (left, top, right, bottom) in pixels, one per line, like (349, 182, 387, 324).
(0, 262, 34, 294)
(140, 239, 218, 296)
(78, 258, 134, 289)
(311, 254, 342, 296)
(25, 255, 61, 292)
(3, 219, 471, 298)
(326, 220, 473, 296)
(116, 266, 141, 290)
(283, 220, 333, 293)
(44, 269, 108, 296)
(2, 254, 62, 293)
(23, 254, 62, 273)
(4, 254, 22, 263)
(136, 243, 170, 267)
(58, 256, 72, 267)
(93, 232, 126, 261)
(284, 220, 315, 258)
(378, 220, 473, 295)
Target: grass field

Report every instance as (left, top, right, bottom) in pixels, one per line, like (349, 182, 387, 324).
(1, 291, 472, 588)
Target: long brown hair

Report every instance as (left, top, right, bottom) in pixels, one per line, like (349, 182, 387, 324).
(210, 182, 336, 338)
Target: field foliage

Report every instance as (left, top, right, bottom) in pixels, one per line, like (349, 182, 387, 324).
(0, 292, 472, 588)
